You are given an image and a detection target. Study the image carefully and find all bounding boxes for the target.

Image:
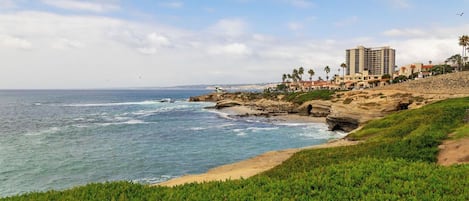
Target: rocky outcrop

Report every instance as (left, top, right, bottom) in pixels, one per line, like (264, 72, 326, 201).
(298, 100, 332, 117)
(215, 101, 242, 109)
(190, 72, 469, 132)
(189, 93, 226, 102)
(326, 116, 359, 132)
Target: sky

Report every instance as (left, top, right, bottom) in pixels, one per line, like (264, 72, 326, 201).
(0, 0, 468, 89)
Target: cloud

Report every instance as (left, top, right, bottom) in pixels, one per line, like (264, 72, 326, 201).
(41, 0, 120, 12)
(382, 28, 426, 38)
(0, 8, 467, 89)
(334, 16, 359, 27)
(0, 34, 33, 50)
(284, 0, 314, 8)
(208, 43, 252, 56)
(159, 1, 184, 9)
(209, 18, 247, 38)
(137, 33, 172, 54)
(288, 22, 304, 31)
(51, 38, 84, 49)
(388, 0, 411, 8)
(0, 0, 16, 9)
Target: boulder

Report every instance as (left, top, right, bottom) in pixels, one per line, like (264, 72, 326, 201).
(214, 101, 242, 109)
(326, 116, 359, 132)
(299, 100, 332, 117)
(189, 93, 225, 102)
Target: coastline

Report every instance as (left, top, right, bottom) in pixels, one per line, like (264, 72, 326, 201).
(155, 106, 357, 187)
(220, 105, 327, 124)
(156, 139, 359, 187)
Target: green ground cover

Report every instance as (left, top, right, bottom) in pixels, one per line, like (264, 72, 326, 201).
(3, 97, 469, 201)
(284, 90, 335, 104)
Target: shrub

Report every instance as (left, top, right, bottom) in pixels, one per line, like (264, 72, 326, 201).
(343, 98, 353, 104)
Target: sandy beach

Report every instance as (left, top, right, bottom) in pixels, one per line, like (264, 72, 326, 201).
(156, 139, 359, 187)
(155, 106, 357, 187)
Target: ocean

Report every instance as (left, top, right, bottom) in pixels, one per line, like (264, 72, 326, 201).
(0, 90, 344, 197)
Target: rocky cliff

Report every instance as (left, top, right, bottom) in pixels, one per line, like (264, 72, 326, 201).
(190, 72, 469, 132)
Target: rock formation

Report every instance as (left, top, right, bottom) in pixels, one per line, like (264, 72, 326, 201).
(189, 72, 469, 132)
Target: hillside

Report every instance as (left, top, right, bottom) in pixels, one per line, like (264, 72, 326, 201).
(377, 71, 469, 94)
(2, 73, 469, 200)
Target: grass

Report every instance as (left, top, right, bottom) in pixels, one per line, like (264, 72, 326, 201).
(284, 90, 336, 104)
(451, 124, 469, 139)
(3, 97, 469, 201)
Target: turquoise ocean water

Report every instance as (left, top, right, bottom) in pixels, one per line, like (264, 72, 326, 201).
(0, 90, 344, 197)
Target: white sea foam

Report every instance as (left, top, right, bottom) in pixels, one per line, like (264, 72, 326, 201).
(98, 119, 148, 126)
(189, 127, 206, 131)
(133, 175, 175, 184)
(24, 127, 61, 136)
(189, 123, 235, 131)
(207, 109, 236, 120)
(132, 105, 191, 117)
(64, 100, 167, 107)
(246, 127, 279, 132)
(236, 132, 247, 136)
(274, 122, 318, 127)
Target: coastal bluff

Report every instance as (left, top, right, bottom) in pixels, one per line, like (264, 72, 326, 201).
(190, 72, 469, 132)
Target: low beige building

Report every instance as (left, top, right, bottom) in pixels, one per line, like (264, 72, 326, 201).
(334, 71, 388, 89)
(397, 63, 433, 78)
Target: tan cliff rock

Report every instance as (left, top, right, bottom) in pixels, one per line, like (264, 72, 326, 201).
(190, 72, 469, 132)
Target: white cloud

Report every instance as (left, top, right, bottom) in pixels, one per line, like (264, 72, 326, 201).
(209, 18, 247, 38)
(159, 1, 184, 9)
(41, 0, 120, 12)
(136, 33, 172, 54)
(334, 16, 359, 27)
(382, 28, 426, 38)
(392, 38, 458, 66)
(288, 22, 304, 31)
(251, 34, 274, 42)
(51, 38, 84, 49)
(0, 34, 33, 50)
(208, 43, 252, 56)
(147, 33, 171, 47)
(284, 0, 314, 8)
(0, 9, 467, 89)
(0, 0, 16, 9)
(389, 0, 411, 9)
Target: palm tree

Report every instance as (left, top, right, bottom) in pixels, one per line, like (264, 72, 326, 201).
(340, 63, 347, 88)
(292, 69, 299, 83)
(308, 69, 315, 81)
(298, 67, 304, 81)
(459, 35, 469, 70)
(324, 65, 330, 82)
(287, 74, 292, 82)
(282, 74, 287, 83)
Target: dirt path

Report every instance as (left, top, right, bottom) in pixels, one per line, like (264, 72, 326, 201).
(437, 138, 469, 166)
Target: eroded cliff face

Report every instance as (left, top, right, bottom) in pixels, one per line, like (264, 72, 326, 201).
(190, 72, 469, 132)
(190, 90, 437, 132)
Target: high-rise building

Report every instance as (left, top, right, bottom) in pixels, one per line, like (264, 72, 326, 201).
(346, 46, 395, 76)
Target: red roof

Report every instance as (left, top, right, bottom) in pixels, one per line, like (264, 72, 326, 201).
(422, 65, 433, 69)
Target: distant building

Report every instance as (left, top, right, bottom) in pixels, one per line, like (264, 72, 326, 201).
(397, 63, 433, 78)
(334, 71, 389, 89)
(346, 46, 396, 76)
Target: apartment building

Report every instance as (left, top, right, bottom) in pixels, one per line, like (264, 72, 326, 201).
(346, 46, 396, 76)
